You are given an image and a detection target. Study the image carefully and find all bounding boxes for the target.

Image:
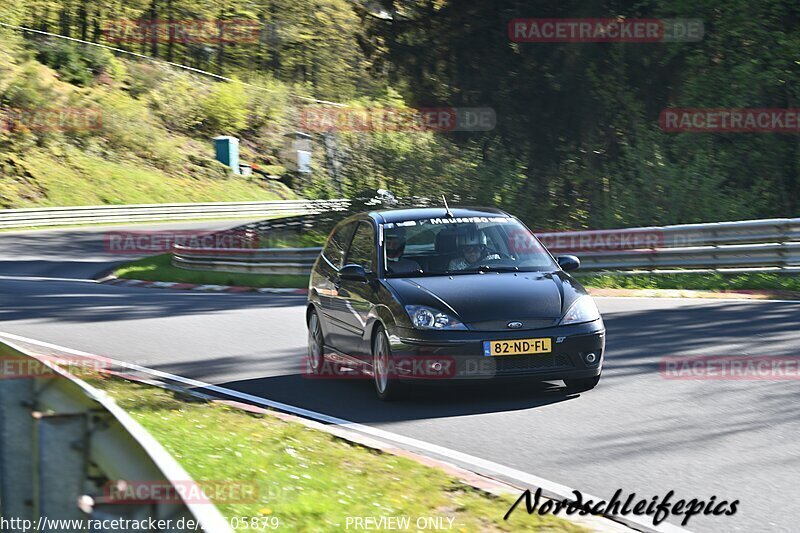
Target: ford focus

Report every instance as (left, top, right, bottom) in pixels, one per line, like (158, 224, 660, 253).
(306, 207, 605, 400)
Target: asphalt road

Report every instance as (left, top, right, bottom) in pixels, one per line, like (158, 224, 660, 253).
(2, 224, 799, 532)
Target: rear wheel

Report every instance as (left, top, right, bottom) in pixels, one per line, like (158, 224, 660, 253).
(373, 326, 405, 401)
(307, 310, 324, 376)
(564, 375, 600, 394)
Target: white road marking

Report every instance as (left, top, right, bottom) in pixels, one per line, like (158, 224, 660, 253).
(0, 330, 690, 533)
(0, 275, 99, 283)
(594, 295, 800, 304)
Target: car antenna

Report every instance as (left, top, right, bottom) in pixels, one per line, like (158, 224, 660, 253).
(442, 195, 454, 217)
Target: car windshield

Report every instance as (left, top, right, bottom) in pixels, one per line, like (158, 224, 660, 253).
(381, 215, 557, 278)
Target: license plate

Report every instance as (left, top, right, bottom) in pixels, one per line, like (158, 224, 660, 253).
(483, 338, 552, 356)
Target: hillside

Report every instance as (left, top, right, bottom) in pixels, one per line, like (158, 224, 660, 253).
(0, 30, 298, 208)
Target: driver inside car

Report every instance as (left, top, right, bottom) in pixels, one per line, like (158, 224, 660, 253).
(384, 226, 421, 274)
(448, 228, 501, 270)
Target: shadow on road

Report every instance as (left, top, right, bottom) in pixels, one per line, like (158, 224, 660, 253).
(0, 280, 307, 323)
(212, 373, 577, 424)
(600, 300, 800, 383)
(177, 298, 800, 425)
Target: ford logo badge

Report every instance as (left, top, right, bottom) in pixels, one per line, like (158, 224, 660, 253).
(507, 321, 523, 329)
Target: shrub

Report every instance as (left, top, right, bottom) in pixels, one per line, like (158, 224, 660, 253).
(95, 90, 182, 168)
(199, 80, 248, 134)
(1, 62, 59, 109)
(148, 74, 206, 133)
(32, 40, 92, 86)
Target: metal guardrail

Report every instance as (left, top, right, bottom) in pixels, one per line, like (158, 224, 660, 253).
(173, 245, 323, 275)
(536, 217, 800, 249)
(0, 199, 348, 229)
(536, 218, 800, 271)
(0, 339, 232, 532)
(574, 242, 800, 271)
(171, 216, 800, 275)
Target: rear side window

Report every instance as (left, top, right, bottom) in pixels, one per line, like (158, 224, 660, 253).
(346, 222, 376, 271)
(322, 222, 355, 269)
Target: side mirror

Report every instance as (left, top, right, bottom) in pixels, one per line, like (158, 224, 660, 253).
(557, 255, 580, 272)
(339, 264, 369, 282)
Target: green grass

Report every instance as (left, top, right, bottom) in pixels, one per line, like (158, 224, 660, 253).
(114, 253, 309, 288)
(259, 230, 328, 248)
(3, 147, 296, 208)
(117, 256, 800, 294)
(576, 271, 800, 293)
(0, 216, 284, 233)
(93, 377, 586, 532)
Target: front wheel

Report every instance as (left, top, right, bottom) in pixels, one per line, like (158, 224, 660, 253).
(372, 326, 405, 401)
(564, 375, 601, 394)
(307, 310, 324, 376)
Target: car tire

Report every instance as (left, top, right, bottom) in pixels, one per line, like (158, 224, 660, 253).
(372, 326, 405, 401)
(307, 310, 325, 376)
(564, 375, 601, 394)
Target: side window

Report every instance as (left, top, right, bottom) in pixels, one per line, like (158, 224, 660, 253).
(322, 222, 355, 269)
(345, 222, 376, 271)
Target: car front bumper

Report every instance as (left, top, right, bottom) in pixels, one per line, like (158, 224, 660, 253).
(388, 320, 605, 381)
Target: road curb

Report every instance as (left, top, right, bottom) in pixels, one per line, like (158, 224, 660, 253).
(102, 377, 634, 533)
(209, 399, 634, 533)
(97, 275, 308, 295)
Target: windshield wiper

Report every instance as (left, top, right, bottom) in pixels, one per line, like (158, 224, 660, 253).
(470, 265, 520, 273)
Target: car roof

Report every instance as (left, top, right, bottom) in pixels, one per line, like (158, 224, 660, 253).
(367, 206, 510, 223)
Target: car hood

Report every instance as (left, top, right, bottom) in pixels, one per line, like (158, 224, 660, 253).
(385, 272, 587, 330)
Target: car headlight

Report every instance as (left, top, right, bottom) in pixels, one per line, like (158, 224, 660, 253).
(405, 305, 467, 330)
(559, 296, 601, 325)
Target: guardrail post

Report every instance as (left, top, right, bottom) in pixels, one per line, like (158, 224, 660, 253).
(780, 221, 790, 268)
(0, 379, 36, 528)
(33, 412, 88, 527)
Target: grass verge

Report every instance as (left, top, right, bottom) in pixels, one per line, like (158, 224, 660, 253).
(113, 253, 309, 288)
(0, 216, 290, 234)
(576, 271, 800, 296)
(115, 258, 800, 295)
(93, 377, 586, 532)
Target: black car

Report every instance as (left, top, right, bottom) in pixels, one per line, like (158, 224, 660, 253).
(306, 207, 605, 400)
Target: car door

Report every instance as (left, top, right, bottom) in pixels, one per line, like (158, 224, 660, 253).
(336, 220, 379, 359)
(316, 221, 356, 352)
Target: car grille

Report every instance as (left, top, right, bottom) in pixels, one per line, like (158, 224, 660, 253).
(493, 353, 573, 374)
(469, 319, 558, 331)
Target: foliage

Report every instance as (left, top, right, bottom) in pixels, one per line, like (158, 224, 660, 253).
(361, 0, 800, 228)
(30, 39, 121, 85)
(199, 79, 248, 134)
(147, 74, 206, 133)
(1, 0, 799, 229)
(0, 30, 296, 208)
